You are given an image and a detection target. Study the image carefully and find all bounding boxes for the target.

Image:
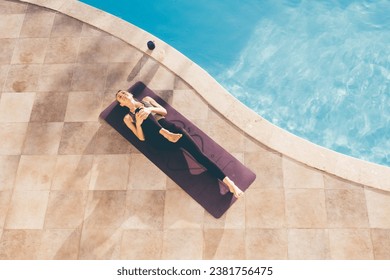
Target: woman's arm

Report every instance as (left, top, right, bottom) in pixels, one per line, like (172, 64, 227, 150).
(142, 96, 167, 116)
(123, 114, 145, 141)
(122, 96, 167, 141)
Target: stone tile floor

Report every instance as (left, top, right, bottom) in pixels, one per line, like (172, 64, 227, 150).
(0, 0, 389, 259)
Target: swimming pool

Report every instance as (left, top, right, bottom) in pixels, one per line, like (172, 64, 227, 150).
(80, 0, 390, 167)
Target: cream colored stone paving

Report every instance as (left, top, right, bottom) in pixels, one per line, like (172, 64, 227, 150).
(0, 0, 389, 260)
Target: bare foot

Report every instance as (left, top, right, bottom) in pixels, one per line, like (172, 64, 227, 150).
(159, 128, 182, 143)
(223, 177, 244, 198)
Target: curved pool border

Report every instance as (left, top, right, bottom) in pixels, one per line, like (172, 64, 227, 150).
(18, 0, 390, 191)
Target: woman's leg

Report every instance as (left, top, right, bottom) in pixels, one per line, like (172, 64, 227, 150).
(158, 119, 225, 179)
(141, 113, 182, 143)
(158, 119, 243, 197)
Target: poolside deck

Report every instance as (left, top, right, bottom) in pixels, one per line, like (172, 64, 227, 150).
(0, 0, 389, 260)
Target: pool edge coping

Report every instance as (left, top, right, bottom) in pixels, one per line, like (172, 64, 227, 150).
(17, 0, 390, 191)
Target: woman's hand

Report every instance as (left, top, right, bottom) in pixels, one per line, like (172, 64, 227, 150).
(135, 107, 151, 125)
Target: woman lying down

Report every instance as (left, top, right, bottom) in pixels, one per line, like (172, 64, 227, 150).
(116, 90, 243, 198)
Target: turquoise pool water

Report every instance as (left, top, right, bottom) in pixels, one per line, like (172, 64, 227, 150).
(81, 0, 390, 167)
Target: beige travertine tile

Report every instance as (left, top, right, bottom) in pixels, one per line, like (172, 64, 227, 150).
(45, 191, 88, 229)
(71, 63, 108, 91)
(186, 118, 210, 138)
(22, 122, 63, 155)
(144, 65, 175, 91)
(0, 191, 12, 229)
(44, 37, 79, 64)
(288, 229, 329, 259)
(30, 92, 68, 122)
(283, 157, 324, 189)
(38, 64, 74, 92)
(77, 36, 113, 64)
(52, 155, 93, 190)
(231, 152, 244, 165)
(162, 229, 203, 259)
(0, 155, 20, 191)
(5, 190, 49, 229)
(0, 65, 9, 91)
(58, 122, 100, 155)
(65, 91, 103, 122)
(0, 92, 35, 122)
(122, 56, 143, 87)
(89, 155, 130, 190)
(285, 189, 327, 228)
(324, 174, 362, 190)
(244, 150, 283, 189)
(25, 3, 52, 14)
(38, 229, 81, 259)
(203, 196, 245, 229)
(98, 92, 115, 113)
(246, 188, 285, 228)
(371, 229, 390, 259)
(325, 189, 369, 228)
(171, 89, 208, 120)
(51, 13, 83, 37)
(0, 14, 25, 38)
(0, 229, 42, 260)
(108, 38, 142, 63)
(4, 64, 41, 92)
(0, 123, 28, 155)
(123, 190, 165, 229)
(79, 228, 122, 259)
(246, 229, 288, 259)
(0, 39, 17, 64)
(128, 154, 167, 190)
(155, 89, 175, 105)
(0, 1, 27, 14)
(19, 9, 55, 38)
(207, 110, 246, 153)
(83, 190, 126, 229)
(93, 123, 134, 154)
(11, 38, 49, 64)
(365, 188, 390, 228)
(105, 62, 143, 90)
(61, 1, 115, 31)
(120, 229, 163, 259)
(14, 155, 57, 190)
(173, 77, 190, 90)
(203, 229, 245, 259)
(81, 23, 109, 37)
(166, 176, 180, 191)
(163, 189, 204, 229)
(328, 229, 374, 260)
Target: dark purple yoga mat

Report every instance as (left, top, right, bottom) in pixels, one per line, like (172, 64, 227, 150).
(100, 82, 256, 218)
